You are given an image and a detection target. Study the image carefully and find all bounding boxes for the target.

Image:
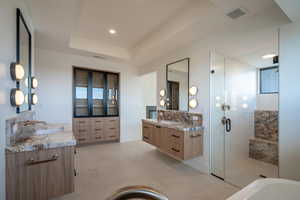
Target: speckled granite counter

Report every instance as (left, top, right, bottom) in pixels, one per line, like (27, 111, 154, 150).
(6, 131, 76, 153)
(142, 119, 204, 132)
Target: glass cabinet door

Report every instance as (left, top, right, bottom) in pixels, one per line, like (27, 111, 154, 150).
(74, 69, 89, 117)
(107, 73, 119, 116)
(92, 72, 105, 116)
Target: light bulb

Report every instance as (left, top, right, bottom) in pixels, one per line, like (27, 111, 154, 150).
(31, 93, 38, 105)
(189, 99, 198, 109)
(10, 89, 25, 106)
(189, 86, 198, 96)
(31, 77, 38, 89)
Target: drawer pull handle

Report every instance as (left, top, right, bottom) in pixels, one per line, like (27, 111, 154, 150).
(95, 121, 102, 123)
(96, 136, 102, 139)
(79, 121, 85, 124)
(156, 126, 161, 128)
(78, 138, 86, 141)
(171, 135, 180, 138)
(190, 135, 202, 138)
(110, 136, 116, 138)
(143, 136, 149, 140)
(143, 126, 149, 129)
(95, 129, 102, 131)
(171, 148, 180, 153)
(109, 128, 116, 130)
(79, 129, 86, 132)
(26, 154, 59, 166)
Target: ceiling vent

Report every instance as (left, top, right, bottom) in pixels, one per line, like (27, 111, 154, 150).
(227, 8, 246, 19)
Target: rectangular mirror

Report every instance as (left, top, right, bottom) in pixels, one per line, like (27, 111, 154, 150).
(17, 8, 32, 113)
(166, 58, 189, 111)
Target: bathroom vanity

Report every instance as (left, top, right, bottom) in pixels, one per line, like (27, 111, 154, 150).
(5, 113, 76, 200)
(142, 110, 204, 160)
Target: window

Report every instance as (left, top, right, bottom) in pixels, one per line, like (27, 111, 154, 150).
(260, 66, 279, 94)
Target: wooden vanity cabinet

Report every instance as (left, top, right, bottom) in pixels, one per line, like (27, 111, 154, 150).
(142, 121, 203, 160)
(73, 117, 120, 145)
(6, 146, 75, 200)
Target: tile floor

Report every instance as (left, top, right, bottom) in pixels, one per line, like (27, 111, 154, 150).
(53, 141, 239, 200)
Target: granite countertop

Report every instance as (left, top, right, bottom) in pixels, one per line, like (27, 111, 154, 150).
(6, 131, 76, 153)
(142, 119, 204, 132)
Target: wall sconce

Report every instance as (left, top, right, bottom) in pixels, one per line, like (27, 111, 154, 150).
(31, 77, 38, 89)
(10, 63, 25, 80)
(159, 89, 166, 97)
(189, 86, 198, 96)
(31, 93, 38, 105)
(10, 89, 25, 106)
(160, 99, 166, 107)
(189, 99, 198, 109)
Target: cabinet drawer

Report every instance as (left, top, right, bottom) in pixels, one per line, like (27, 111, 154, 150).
(92, 118, 104, 128)
(105, 128, 119, 140)
(105, 118, 119, 128)
(169, 130, 184, 144)
(170, 142, 184, 159)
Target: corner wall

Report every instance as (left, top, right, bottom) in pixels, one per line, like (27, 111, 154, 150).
(0, 0, 34, 198)
(35, 48, 144, 143)
(279, 21, 300, 180)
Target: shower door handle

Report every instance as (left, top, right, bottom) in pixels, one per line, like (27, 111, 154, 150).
(225, 118, 231, 132)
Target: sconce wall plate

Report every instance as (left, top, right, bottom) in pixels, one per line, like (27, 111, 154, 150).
(10, 62, 25, 81)
(10, 89, 25, 107)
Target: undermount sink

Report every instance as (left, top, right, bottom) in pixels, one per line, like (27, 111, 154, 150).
(159, 120, 182, 125)
(35, 124, 64, 135)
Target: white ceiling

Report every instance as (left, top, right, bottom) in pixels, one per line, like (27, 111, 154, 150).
(25, 0, 291, 65)
(74, 0, 190, 49)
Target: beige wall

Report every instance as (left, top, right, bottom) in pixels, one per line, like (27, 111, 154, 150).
(35, 48, 144, 142)
(279, 21, 300, 181)
(0, 0, 34, 198)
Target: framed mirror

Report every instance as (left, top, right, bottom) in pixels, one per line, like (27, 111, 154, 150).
(16, 8, 32, 113)
(166, 58, 190, 111)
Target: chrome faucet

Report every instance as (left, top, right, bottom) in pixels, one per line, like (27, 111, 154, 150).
(107, 186, 169, 200)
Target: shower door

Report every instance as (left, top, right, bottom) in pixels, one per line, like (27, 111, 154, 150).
(210, 52, 278, 187)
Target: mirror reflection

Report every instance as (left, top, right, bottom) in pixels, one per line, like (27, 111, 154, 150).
(166, 58, 189, 111)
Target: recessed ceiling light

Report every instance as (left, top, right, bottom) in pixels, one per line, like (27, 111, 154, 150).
(109, 29, 116, 34)
(262, 54, 276, 59)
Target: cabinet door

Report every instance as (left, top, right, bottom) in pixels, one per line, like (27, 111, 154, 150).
(142, 123, 152, 144)
(185, 131, 203, 159)
(6, 147, 75, 200)
(74, 69, 89, 117)
(107, 73, 119, 116)
(46, 147, 74, 199)
(92, 72, 106, 116)
(152, 125, 162, 147)
(159, 128, 171, 153)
